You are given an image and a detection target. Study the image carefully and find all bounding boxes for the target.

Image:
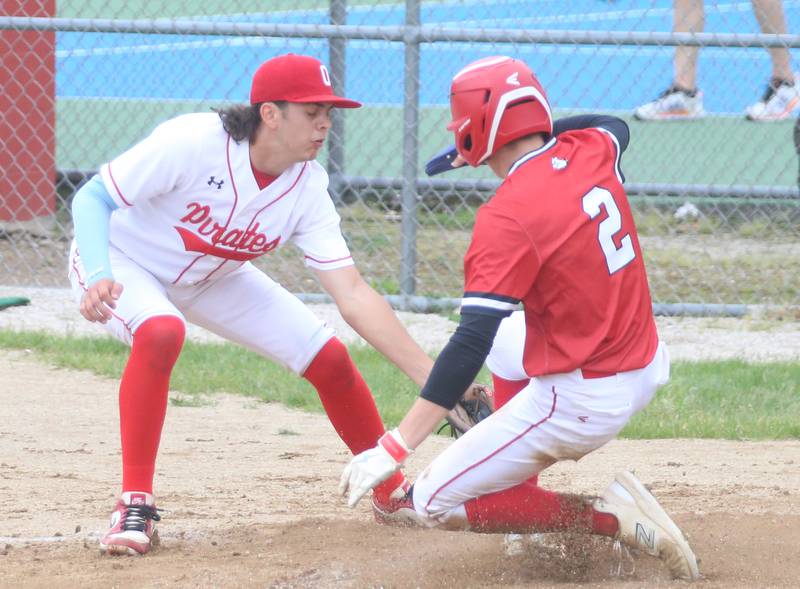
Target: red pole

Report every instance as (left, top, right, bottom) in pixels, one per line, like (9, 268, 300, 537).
(0, 0, 56, 231)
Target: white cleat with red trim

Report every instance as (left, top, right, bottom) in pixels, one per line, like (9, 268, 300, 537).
(371, 483, 426, 528)
(99, 491, 161, 556)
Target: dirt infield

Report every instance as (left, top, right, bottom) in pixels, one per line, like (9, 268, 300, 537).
(1, 349, 799, 589)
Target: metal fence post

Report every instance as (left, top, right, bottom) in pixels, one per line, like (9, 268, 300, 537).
(400, 0, 421, 302)
(328, 0, 347, 204)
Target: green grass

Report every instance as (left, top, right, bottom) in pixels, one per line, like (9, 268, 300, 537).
(1, 329, 798, 440)
(0, 329, 423, 424)
(623, 360, 800, 439)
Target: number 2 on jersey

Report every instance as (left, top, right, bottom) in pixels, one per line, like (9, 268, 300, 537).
(581, 186, 635, 274)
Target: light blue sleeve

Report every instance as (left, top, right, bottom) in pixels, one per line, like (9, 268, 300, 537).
(71, 175, 119, 286)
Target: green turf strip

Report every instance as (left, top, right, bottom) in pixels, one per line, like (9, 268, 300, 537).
(0, 297, 31, 311)
(1, 330, 797, 440)
(57, 100, 799, 188)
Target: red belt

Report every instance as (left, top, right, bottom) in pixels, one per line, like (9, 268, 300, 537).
(580, 368, 616, 379)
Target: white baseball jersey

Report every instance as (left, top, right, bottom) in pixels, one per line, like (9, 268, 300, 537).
(98, 112, 353, 286)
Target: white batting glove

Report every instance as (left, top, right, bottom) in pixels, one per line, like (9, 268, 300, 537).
(339, 428, 413, 508)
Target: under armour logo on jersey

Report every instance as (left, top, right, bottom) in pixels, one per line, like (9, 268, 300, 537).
(551, 157, 568, 170)
(506, 72, 520, 86)
(207, 176, 224, 189)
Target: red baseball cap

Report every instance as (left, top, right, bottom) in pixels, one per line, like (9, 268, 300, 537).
(249, 53, 361, 108)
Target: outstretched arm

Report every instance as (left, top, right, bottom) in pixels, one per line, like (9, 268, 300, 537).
(339, 309, 504, 507)
(314, 264, 434, 387)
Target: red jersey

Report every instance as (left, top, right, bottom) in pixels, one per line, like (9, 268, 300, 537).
(461, 128, 658, 377)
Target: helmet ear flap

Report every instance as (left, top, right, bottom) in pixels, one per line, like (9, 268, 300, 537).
(448, 114, 474, 162)
(448, 89, 492, 167)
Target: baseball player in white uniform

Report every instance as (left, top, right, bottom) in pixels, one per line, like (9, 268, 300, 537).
(69, 53, 438, 555)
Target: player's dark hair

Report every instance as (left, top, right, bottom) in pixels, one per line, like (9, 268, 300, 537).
(214, 102, 288, 143)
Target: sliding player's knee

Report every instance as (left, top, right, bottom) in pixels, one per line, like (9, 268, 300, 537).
(412, 475, 470, 530)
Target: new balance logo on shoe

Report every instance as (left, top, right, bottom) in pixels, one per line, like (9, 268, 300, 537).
(635, 521, 655, 551)
(594, 471, 700, 580)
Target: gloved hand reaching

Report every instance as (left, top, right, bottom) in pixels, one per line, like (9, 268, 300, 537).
(339, 428, 413, 508)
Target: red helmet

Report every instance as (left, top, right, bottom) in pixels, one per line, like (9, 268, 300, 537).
(447, 56, 553, 167)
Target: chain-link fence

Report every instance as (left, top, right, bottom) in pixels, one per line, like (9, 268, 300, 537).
(2, 1, 799, 315)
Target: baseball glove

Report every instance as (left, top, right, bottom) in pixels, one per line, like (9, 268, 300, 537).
(441, 384, 495, 438)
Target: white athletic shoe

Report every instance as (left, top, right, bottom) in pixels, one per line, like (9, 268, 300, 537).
(99, 491, 160, 555)
(745, 78, 800, 121)
(594, 472, 700, 581)
(634, 87, 705, 120)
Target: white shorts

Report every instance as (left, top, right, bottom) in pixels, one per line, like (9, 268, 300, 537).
(412, 311, 669, 529)
(485, 310, 528, 381)
(68, 241, 334, 374)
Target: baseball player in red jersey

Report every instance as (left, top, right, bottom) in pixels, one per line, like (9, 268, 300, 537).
(69, 54, 440, 555)
(340, 56, 700, 581)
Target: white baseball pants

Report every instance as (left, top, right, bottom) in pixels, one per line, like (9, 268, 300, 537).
(68, 241, 334, 374)
(412, 311, 670, 529)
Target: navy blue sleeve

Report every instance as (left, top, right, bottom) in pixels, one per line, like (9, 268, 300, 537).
(552, 114, 630, 153)
(419, 309, 505, 410)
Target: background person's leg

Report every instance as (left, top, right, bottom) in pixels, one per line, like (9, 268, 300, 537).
(752, 0, 793, 81)
(673, 0, 705, 91)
